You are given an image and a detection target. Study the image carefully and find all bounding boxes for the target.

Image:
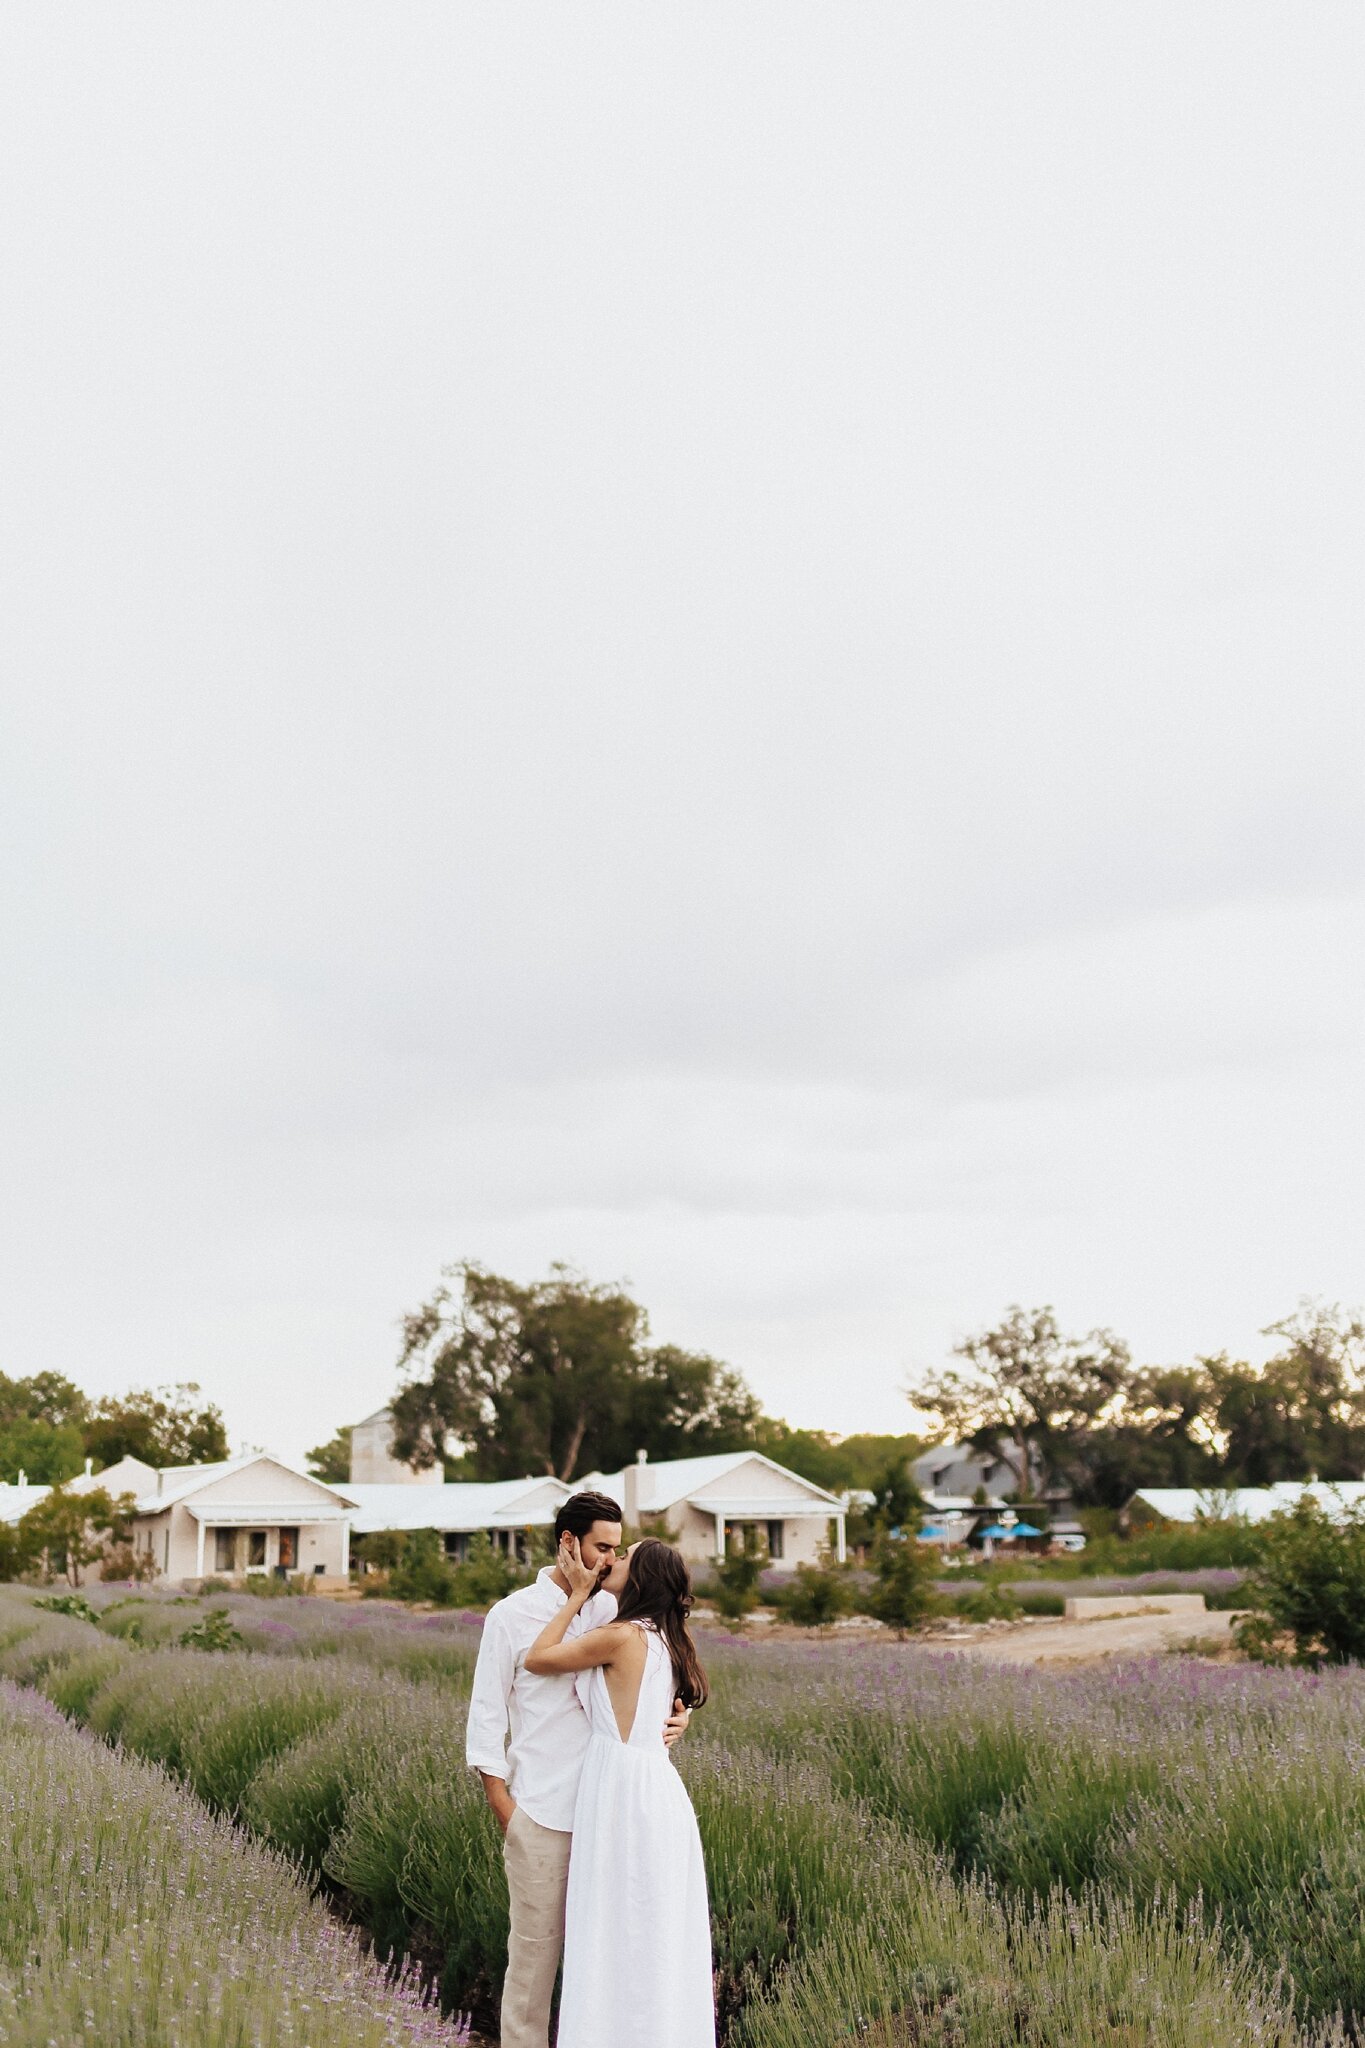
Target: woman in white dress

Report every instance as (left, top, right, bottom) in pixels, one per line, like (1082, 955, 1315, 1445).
(525, 1535, 716, 2048)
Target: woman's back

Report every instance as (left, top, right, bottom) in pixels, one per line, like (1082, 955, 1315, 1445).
(581, 1621, 676, 1750)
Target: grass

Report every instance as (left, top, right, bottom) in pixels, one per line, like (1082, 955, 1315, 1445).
(2, 1584, 1363, 2043)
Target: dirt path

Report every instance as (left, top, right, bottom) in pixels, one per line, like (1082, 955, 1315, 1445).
(928, 1607, 1242, 1664)
(695, 1606, 1245, 1664)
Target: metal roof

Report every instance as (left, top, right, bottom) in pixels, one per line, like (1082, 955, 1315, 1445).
(345, 1477, 570, 1534)
(1129, 1482, 1365, 1524)
(581, 1450, 845, 1513)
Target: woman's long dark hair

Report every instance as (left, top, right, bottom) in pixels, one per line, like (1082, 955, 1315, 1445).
(614, 1538, 709, 1709)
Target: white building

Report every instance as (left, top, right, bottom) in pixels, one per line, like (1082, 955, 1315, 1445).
(580, 1449, 847, 1569)
(346, 1474, 571, 1560)
(0, 1454, 167, 1527)
(1125, 1481, 1365, 1527)
(1, 1452, 357, 1585)
(348, 1406, 443, 1486)
(130, 1455, 357, 1582)
(3, 1429, 848, 1585)
(341, 1415, 846, 1570)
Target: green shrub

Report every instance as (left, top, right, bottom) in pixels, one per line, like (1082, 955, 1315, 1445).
(448, 1533, 526, 1608)
(387, 1529, 458, 1606)
(354, 1530, 408, 1573)
(1081, 1520, 1265, 1574)
(954, 1585, 1023, 1623)
(1015, 1590, 1065, 1617)
(32, 1592, 98, 1624)
(178, 1607, 246, 1653)
(239, 1571, 312, 1598)
(1235, 1496, 1365, 1666)
(776, 1559, 853, 1628)
(867, 1536, 941, 1634)
(711, 1528, 766, 1625)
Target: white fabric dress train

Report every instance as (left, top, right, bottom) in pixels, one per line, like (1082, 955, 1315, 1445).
(556, 1622, 716, 2048)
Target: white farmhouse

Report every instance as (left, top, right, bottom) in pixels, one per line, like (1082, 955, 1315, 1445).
(580, 1449, 847, 1570)
(0, 1451, 357, 1586)
(129, 1455, 356, 1583)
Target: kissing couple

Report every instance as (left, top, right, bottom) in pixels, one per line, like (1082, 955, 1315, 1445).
(467, 1489, 715, 2048)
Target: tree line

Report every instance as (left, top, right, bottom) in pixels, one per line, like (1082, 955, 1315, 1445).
(336, 1260, 920, 1497)
(914, 1299, 1365, 1509)
(0, 1375, 229, 1486)
(12, 1269, 1355, 1523)
(368, 1263, 1365, 1513)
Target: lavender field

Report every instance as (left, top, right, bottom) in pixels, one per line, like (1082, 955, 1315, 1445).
(1, 1585, 1363, 2045)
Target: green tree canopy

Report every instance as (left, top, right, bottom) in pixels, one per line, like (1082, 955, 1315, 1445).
(17, 1485, 135, 1588)
(306, 1427, 353, 1485)
(0, 1371, 89, 1483)
(1213, 1302, 1365, 1486)
(749, 1423, 927, 1496)
(390, 1262, 763, 1481)
(913, 1305, 1131, 1498)
(82, 1384, 229, 1470)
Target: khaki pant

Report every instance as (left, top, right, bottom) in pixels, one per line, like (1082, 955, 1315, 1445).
(501, 1807, 573, 2048)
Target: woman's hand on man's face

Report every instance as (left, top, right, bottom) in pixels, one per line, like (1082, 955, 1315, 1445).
(558, 1533, 604, 1597)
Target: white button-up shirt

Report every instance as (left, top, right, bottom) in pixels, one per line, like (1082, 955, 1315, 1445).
(465, 1566, 617, 1832)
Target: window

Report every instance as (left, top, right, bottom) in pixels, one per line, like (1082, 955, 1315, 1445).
(214, 1528, 236, 1572)
(278, 1527, 299, 1571)
(247, 1530, 267, 1569)
(766, 1520, 785, 1561)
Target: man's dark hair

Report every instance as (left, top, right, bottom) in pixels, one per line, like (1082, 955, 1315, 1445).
(554, 1490, 623, 1542)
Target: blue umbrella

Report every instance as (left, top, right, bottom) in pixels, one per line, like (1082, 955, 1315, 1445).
(976, 1523, 1014, 1539)
(1010, 1521, 1043, 1538)
(917, 1523, 947, 1540)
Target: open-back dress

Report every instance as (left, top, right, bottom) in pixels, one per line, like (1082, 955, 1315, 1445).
(556, 1620, 715, 2047)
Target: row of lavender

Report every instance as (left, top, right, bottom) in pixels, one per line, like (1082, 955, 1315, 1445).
(0, 1675, 468, 2048)
(1, 1588, 1360, 2044)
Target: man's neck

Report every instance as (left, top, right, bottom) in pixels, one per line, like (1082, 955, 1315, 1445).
(549, 1566, 572, 1597)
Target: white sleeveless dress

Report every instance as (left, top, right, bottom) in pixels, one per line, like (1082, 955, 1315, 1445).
(556, 1622, 716, 2047)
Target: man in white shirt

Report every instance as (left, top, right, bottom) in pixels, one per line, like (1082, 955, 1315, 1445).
(466, 1489, 689, 2048)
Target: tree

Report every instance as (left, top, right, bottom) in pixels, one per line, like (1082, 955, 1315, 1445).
(0, 1371, 88, 1484)
(778, 1557, 853, 1628)
(82, 1384, 229, 1470)
(913, 1306, 1131, 1499)
(1069, 1365, 1223, 1508)
(17, 1485, 135, 1587)
(390, 1262, 764, 1481)
(1210, 1303, 1365, 1486)
(869, 1459, 927, 1534)
(749, 1423, 926, 1495)
(620, 1343, 761, 1466)
(868, 1532, 941, 1634)
(306, 1427, 353, 1485)
(1236, 1496, 1365, 1666)
(710, 1526, 766, 1625)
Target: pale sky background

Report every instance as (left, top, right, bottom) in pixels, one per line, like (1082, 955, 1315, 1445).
(2, 8, 1362, 1472)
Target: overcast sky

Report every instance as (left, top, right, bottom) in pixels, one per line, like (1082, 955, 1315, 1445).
(2, 8, 1362, 1472)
